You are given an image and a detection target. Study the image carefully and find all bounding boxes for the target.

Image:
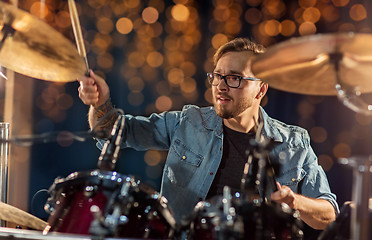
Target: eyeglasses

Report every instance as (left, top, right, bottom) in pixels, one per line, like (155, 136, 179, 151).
(207, 72, 260, 88)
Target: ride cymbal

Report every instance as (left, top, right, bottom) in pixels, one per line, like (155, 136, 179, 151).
(251, 32, 372, 96)
(0, 2, 85, 82)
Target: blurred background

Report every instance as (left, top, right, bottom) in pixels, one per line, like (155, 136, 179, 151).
(1, 0, 372, 221)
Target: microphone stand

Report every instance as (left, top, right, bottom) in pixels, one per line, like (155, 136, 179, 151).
(90, 114, 126, 237)
(97, 114, 125, 171)
(241, 137, 279, 200)
(241, 135, 280, 240)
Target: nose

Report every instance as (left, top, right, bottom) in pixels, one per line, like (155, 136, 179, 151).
(216, 77, 229, 92)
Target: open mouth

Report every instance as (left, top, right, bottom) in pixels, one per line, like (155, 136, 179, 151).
(217, 95, 232, 104)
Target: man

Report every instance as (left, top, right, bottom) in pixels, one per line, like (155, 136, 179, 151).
(78, 38, 339, 232)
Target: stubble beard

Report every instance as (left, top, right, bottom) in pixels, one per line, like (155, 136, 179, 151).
(214, 97, 252, 119)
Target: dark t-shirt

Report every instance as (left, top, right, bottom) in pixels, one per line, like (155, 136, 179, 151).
(206, 126, 321, 239)
(206, 124, 255, 199)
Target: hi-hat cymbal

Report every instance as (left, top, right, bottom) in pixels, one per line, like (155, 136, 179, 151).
(0, 2, 85, 82)
(251, 32, 372, 96)
(0, 201, 48, 230)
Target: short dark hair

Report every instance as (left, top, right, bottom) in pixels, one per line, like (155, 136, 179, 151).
(213, 38, 265, 66)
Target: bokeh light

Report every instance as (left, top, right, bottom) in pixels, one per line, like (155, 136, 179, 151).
(97, 17, 114, 34)
(171, 4, 190, 21)
(298, 0, 317, 8)
(299, 21, 317, 35)
(310, 126, 328, 143)
(144, 150, 162, 166)
(116, 17, 134, 34)
(332, 0, 350, 7)
(146, 51, 164, 68)
(128, 77, 145, 93)
(349, 4, 367, 22)
(302, 7, 321, 23)
(297, 100, 315, 118)
(245, 8, 263, 25)
(333, 143, 351, 158)
(279, 20, 296, 36)
(142, 7, 159, 24)
(167, 68, 184, 86)
(211, 33, 228, 49)
(322, 5, 340, 23)
(155, 95, 172, 111)
(318, 154, 334, 171)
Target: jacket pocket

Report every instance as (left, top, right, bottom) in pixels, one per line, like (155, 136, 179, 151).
(164, 139, 204, 188)
(171, 138, 204, 167)
(276, 168, 307, 193)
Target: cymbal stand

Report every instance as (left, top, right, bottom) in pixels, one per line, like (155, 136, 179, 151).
(0, 123, 9, 227)
(330, 52, 372, 240)
(339, 157, 372, 240)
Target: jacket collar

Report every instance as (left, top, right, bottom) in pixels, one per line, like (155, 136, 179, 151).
(260, 107, 284, 142)
(201, 107, 223, 137)
(201, 106, 283, 142)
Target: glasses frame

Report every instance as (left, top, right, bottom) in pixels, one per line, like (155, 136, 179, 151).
(207, 72, 260, 88)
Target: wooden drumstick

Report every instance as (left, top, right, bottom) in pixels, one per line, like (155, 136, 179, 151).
(0, 201, 48, 230)
(68, 0, 89, 75)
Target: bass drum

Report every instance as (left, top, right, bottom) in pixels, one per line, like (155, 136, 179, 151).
(44, 170, 177, 239)
(187, 194, 303, 240)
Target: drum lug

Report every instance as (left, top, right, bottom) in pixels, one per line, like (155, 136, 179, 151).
(89, 204, 129, 236)
(44, 202, 54, 214)
(89, 205, 111, 236)
(104, 205, 129, 231)
(84, 185, 97, 197)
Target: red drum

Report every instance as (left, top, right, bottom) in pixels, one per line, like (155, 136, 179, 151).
(187, 194, 303, 240)
(44, 170, 177, 239)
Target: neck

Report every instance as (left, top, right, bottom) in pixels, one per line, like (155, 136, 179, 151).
(223, 106, 260, 133)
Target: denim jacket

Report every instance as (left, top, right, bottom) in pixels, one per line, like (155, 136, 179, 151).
(97, 105, 339, 223)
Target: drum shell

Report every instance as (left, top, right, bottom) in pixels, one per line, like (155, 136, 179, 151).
(44, 170, 177, 239)
(187, 194, 303, 240)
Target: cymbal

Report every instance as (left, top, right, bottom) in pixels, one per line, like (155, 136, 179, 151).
(0, 201, 48, 230)
(251, 33, 372, 96)
(0, 2, 85, 82)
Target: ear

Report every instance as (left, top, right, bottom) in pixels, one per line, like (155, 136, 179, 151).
(255, 82, 268, 99)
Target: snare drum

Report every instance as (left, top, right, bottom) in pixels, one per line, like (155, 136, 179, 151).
(187, 194, 303, 240)
(44, 170, 177, 239)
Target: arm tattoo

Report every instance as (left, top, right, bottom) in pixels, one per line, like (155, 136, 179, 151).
(93, 99, 119, 138)
(94, 98, 113, 118)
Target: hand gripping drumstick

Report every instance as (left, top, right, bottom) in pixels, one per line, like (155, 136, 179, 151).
(68, 0, 89, 75)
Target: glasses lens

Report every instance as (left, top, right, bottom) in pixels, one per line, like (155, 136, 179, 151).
(225, 75, 240, 87)
(207, 73, 218, 85)
(207, 73, 241, 87)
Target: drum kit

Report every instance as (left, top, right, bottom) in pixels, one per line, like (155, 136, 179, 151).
(1, 1, 372, 240)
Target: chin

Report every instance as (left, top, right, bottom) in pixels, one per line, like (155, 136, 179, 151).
(215, 108, 234, 119)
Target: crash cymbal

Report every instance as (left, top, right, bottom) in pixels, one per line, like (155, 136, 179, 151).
(0, 2, 85, 82)
(251, 32, 372, 96)
(0, 201, 48, 230)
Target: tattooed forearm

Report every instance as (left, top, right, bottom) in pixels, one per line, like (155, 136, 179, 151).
(89, 98, 119, 138)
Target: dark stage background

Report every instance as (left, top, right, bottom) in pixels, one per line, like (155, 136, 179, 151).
(8, 0, 372, 221)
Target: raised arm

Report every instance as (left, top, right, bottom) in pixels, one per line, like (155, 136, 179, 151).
(78, 70, 118, 137)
